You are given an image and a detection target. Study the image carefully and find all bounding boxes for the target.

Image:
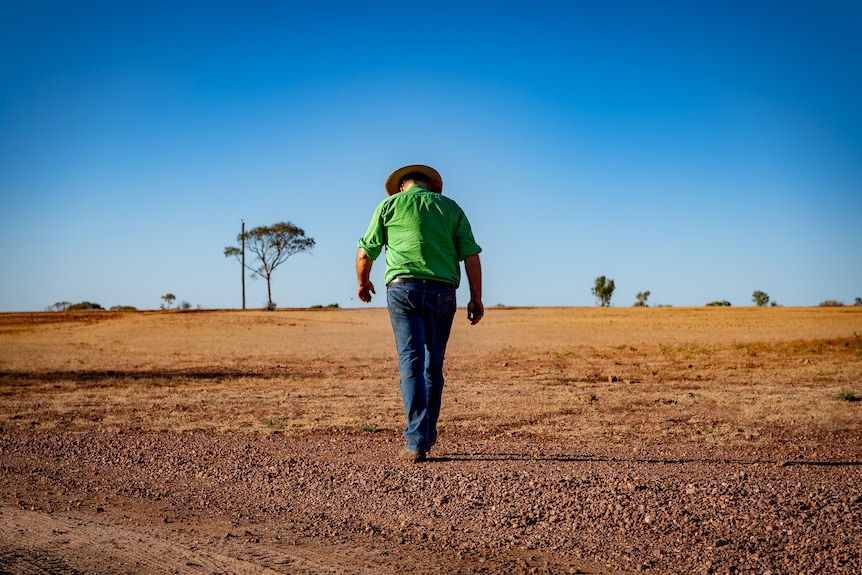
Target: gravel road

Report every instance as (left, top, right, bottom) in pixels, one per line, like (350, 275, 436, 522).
(2, 429, 860, 574)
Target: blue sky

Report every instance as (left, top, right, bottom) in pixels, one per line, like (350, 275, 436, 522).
(1, 0, 860, 311)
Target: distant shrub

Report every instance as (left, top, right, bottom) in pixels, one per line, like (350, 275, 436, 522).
(310, 303, 340, 309)
(706, 300, 732, 307)
(834, 391, 858, 402)
(592, 275, 615, 307)
(265, 301, 277, 311)
(633, 291, 651, 307)
(47, 301, 72, 311)
(752, 290, 770, 307)
(109, 305, 137, 311)
(819, 300, 844, 307)
(66, 301, 103, 311)
(855, 297, 862, 306)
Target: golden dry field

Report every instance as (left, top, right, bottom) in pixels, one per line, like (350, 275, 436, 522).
(2, 306, 860, 444)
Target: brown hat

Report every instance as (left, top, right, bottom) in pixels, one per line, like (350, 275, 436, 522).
(384, 164, 443, 196)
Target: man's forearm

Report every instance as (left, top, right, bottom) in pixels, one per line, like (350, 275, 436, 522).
(356, 248, 374, 283)
(464, 253, 482, 301)
(464, 253, 484, 325)
(356, 248, 376, 303)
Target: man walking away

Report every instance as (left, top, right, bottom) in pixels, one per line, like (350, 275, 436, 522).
(356, 164, 483, 462)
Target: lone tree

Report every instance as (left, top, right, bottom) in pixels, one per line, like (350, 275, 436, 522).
(634, 291, 651, 307)
(592, 275, 616, 307)
(752, 290, 770, 307)
(160, 293, 176, 309)
(224, 221, 315, 310)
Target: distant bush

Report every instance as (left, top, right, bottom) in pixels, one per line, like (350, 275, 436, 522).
(592, 275, 615, 307)
(66, 301, 104, 311)
(834, 390, 858, 402)
(855, 297, 862, 306)
(109, 305, 137, 311)
(310, 303, 340, 309)
(633, 291, 650, 307)
(752, 290, 770, 307)
(706, 300, 732, 307)
(819, 300, 844, 307)
(160, 293, 176, 310)
(47, 301, 72, 311)
(265, 301, 277, 311)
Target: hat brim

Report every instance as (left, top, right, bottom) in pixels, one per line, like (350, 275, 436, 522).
(385, 164, 443, 196)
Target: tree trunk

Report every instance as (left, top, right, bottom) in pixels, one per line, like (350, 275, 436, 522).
(266, 274, 273, 309)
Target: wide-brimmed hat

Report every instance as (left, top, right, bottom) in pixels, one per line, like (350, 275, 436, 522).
(384, 164, 443, 196)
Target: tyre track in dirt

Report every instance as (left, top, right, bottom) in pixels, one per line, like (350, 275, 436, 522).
(1, 503, 446, 575)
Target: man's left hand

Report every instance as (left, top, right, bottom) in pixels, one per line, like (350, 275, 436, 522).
(467, 300, 484, 325)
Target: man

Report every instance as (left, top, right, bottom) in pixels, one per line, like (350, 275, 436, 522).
(356, 164, 484, 462)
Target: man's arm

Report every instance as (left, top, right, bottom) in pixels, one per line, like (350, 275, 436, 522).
(356, 248, 376, 303)
(464, 253, 484, 325)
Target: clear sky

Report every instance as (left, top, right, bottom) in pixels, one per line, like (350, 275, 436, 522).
(2, 0, 860, 312)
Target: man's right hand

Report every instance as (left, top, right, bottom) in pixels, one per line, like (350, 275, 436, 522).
(358, 282, 375, 303)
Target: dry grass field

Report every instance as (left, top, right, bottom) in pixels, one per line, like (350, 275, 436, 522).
(1, 306, 860, 443)
(1, 306, 861, 574)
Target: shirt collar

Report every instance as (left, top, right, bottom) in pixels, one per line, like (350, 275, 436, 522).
(401, 184, 429, 193)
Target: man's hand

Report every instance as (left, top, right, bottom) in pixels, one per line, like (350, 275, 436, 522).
(467, 299, 484, 325)
(358, 281, 375, 303)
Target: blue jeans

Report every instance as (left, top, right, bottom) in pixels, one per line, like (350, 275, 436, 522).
(387, 280, 457, 453)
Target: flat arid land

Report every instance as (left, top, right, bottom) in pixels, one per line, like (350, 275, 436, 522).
(1, 306, 860, 574)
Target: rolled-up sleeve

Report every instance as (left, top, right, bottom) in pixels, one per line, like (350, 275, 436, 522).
(454, 210, 482, 261)
(358, 204, 386, 260)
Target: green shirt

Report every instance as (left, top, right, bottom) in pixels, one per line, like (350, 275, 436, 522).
(358, 185, 482, 287)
